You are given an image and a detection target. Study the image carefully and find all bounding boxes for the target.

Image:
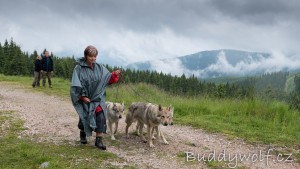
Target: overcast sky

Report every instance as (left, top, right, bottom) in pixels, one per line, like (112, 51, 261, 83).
(0, 0, 299, 67)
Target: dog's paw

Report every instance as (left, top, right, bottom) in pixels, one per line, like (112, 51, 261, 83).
(149, 143, 155, 148)
(152, 136, 156, 140)
(111, 136, 116, 140)
(164, 141, 169, 145)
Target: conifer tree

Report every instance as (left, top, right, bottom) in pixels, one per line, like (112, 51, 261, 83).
(0, 42, 3, 73)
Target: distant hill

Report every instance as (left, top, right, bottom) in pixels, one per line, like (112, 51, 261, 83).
(127, 49, 295, 78)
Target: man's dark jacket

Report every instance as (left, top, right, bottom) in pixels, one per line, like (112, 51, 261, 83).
(41, 56, 53, 72)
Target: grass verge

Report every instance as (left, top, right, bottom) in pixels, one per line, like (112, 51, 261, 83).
(0, 110, 134, 169)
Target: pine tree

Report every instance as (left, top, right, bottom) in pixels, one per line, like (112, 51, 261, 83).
(2, 39, 10, 75)
(0, 42, 3, 73)
(294, 75, 300, 94)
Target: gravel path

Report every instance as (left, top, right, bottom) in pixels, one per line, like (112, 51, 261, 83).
(0, 82, 299, 169)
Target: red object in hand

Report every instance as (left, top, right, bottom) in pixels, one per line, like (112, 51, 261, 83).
(109, 71, 120, 84)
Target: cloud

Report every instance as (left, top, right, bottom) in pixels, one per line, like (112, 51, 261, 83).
(150, 58, 186, 77)
(201, 51, 267, 76)
(209, 0, 300, 25)
(98, 27, 203, 64)
(148, 50, 300, 78)
(197, 51, 300, 78)
(0, 0, 300, 67)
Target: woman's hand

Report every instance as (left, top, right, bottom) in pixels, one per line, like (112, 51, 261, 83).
(114, 69, 122, 76)
(82, 97, 91, 103)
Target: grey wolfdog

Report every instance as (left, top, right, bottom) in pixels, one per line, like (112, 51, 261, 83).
(125, 102, 172, 148)
(135, 105, 174, 139)
(106, 101, 124, 140)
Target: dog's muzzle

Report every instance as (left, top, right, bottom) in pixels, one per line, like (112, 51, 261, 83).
(163, 122, 168, 126)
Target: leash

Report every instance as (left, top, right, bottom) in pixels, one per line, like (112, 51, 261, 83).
(125, 82, 152, 103)
(113, 68, 122, 103)
(113, 71, 152, 103)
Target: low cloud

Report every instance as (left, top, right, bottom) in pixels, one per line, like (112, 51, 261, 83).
(150, 58, 186, 76)
(149, 50, 300, 78)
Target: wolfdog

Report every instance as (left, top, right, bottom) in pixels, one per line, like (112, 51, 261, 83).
(135, 105, 174, 139)
(106, 101, 124, 140)
(125, 102, 172, 148)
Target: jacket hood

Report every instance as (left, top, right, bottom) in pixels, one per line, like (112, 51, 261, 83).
(77, 57, 97, 67)
(77, 57, 88, 67)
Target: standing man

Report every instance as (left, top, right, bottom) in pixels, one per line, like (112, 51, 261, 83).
(41, 51, 54, 88)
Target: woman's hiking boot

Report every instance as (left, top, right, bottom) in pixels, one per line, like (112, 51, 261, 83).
(95, 136, 106, 150)
(80, 131, 87, 144)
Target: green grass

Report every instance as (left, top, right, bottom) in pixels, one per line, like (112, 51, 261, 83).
(0, 110, 134, 169)
(205, 160, 229, 169)
(174, 98, 300, 147)
(0, 74, 71, 97)
(1, 74, 300, 149)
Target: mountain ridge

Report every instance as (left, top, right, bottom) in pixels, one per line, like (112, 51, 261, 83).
(127, 49, 275, 78)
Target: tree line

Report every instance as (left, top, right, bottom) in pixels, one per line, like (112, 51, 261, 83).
(1, 38, 300, 110)
(235, 71, 289, 100)
(0, 39, 77, 79)
(115, 68, 255, 99)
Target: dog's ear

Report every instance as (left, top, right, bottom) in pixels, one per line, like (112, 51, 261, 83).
(168, 104, 174, 112)
(168, 104, 172, 111)
(158, 104, 162, 111)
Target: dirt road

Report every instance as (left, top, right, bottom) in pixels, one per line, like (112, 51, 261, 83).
(0, 82, 299, 169)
